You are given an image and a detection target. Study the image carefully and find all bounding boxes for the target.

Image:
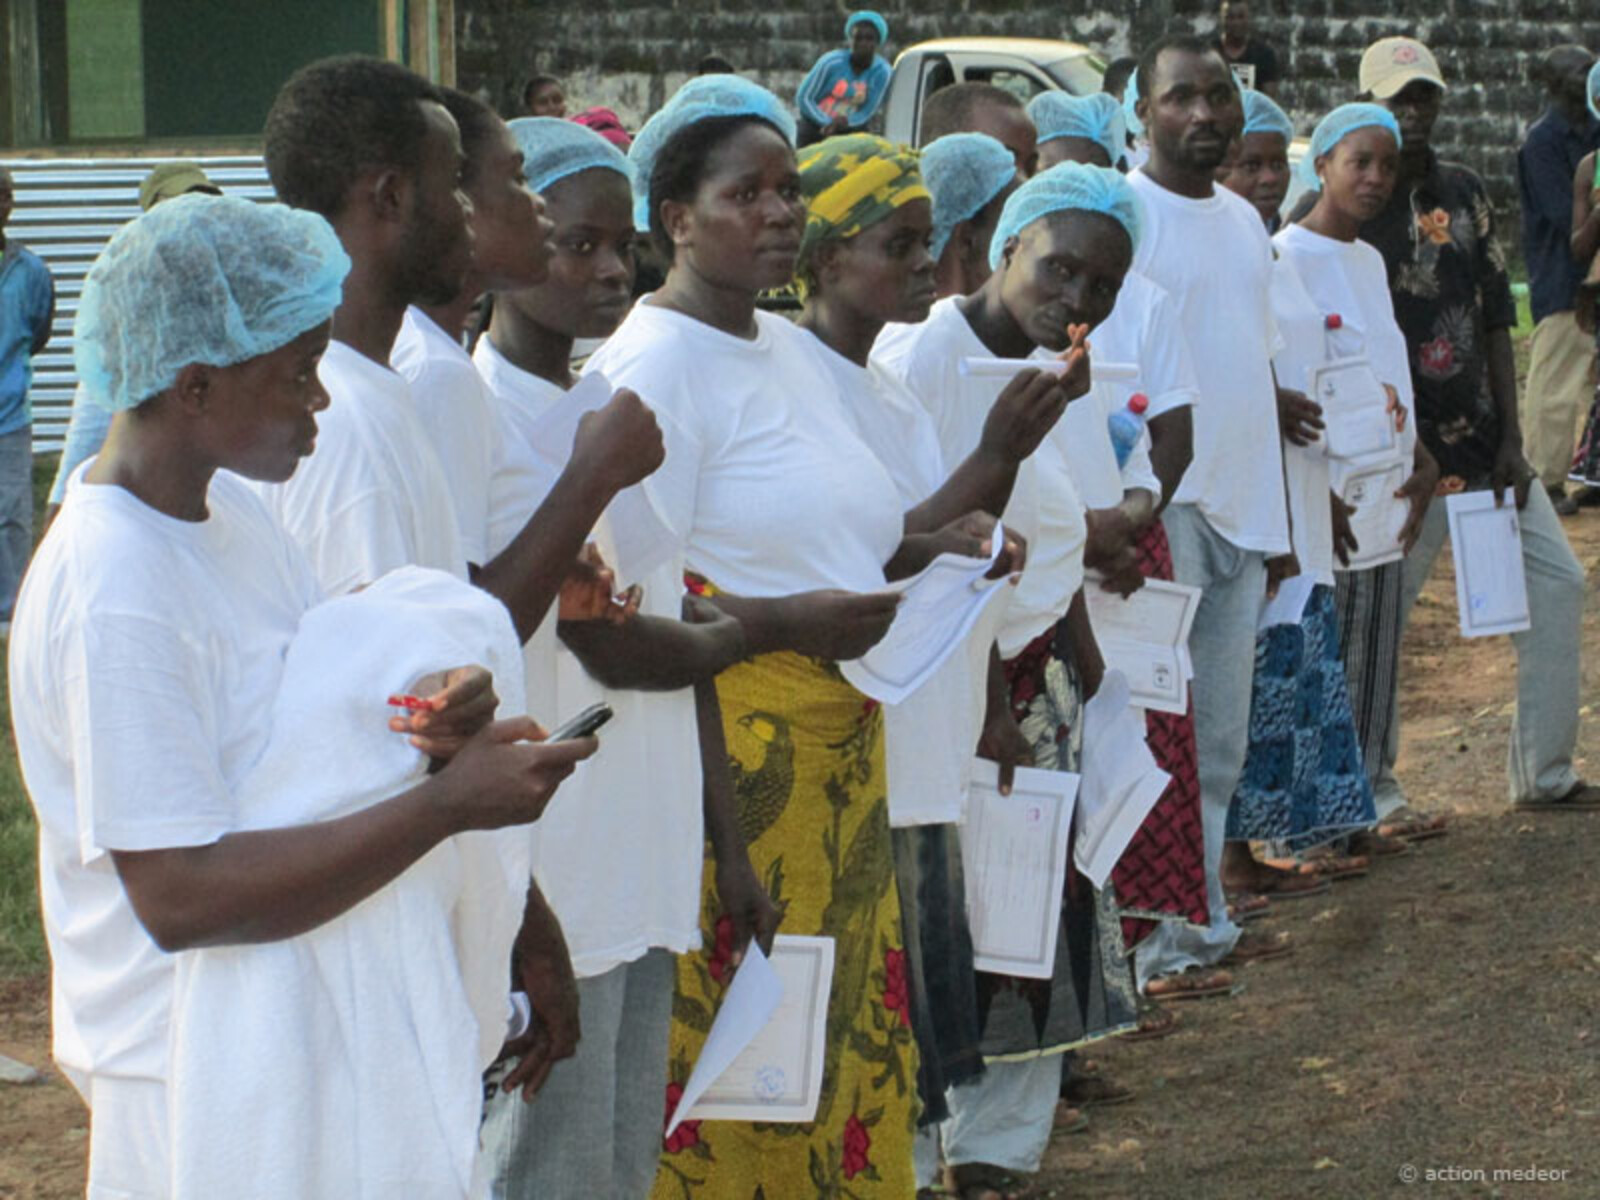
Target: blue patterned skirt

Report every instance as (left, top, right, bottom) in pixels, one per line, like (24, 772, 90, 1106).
(1228, 584, 1377, 852)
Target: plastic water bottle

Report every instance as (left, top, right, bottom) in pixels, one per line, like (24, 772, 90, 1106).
(1108, 392, 1150, 468)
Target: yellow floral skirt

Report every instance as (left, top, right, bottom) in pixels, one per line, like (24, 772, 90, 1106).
(652, 651, 918, 1199)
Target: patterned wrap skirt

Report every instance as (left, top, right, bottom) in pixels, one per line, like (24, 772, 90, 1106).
(653, 651, 918, 1199)
(1228, 584, 1377, 851)
(971, 624, 1139, 1063)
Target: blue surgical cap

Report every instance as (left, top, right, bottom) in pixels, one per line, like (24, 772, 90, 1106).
(76, 194, 349, 413)
(1589, 60, 1600, 121)
(1123, 68, 1144, 140)
(1241, 90, 1294, 141)
(1028, 92, 1126, 166)
(846, 10, 887, 44)
(629, 75, 797, 231)
(988, 162, 1142, 269)
(921, 132, 1018, 260)
(509, 116, 632, 199)
(1300, 102, 1403, 192)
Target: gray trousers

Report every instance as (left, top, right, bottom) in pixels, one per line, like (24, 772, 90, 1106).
(0, 425, 32, 622)
(1134, 504, 1256, 986)
(478, 949, 676, 1200)
(1377, 484, 1586, 807)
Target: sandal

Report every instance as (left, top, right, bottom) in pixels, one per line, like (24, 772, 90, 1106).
(1121, 1001, 1182, 1041)
(1232, 869, 1330, 899)
(1348, 829, 1414, 858)
(1052, 1101, 1091, 1132)
(945, 1161, 1029, 1200)
(1513, 784, 1600, 812)
(1376, 806, 1450, 840)
(1263, 853, 1370, 881)
(1220, 928, 1293, 966)
(1145, 965, 1234, 1001)
(1062, 1070, 1136, 1108)
(1226, 892, 1272, 921)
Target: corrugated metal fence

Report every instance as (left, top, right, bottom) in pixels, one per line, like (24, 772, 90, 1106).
(1, 156, 272, 453)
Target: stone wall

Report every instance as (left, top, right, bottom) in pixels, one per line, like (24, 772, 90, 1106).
(457, 0, 1600, 249)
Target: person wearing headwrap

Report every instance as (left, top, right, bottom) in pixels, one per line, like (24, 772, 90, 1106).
(876, 164, 1139, 1200)
(13, 192, 597, 1199)
(591, 77, 924, 1196)
(1217, 87, 1296, 230)
(1029, 91, 1127, 171)
(1515, 46, 1599, 507)
(473, 115, 768, 1200)
(795, 133, 1066, 1192)
(794, 10, 893, 146)
(919, 131, 1021, 298)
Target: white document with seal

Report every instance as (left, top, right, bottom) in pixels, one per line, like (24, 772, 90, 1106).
(1446, 491, 1531, 639)
(840, 526, 1013, 705)
(1312, 357, 1400, 462)
(1332, 456, 1408, 570)
(960, 759, 1079, 980)
(1084, 578, 1201, 714)
(1074, 670, 1171, 888)
(668, 936, 836, 1133)
(1258, 572, 1317, 631)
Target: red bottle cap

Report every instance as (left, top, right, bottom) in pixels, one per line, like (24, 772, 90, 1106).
(1128, 392, 1149, 415)
(1325, 313, 1343, 330)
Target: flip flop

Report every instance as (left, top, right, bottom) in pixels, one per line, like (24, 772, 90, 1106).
(945, 1162, 1029, 1200)
(1052, 1101, 1092, 1132)
(1377, 807, 1451, 839)
(1062, 1071, 1137, 1108)
(1263, 854, 1370, 881)
(1145, 966, 1234, 1001)
(1220, 929, 1293, 966)
(1120, 1002, 1182, 1042)
(1226, 892, 1272, 921)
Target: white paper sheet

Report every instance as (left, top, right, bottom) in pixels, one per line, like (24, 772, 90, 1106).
(1083, 578, 1201, 714)
(1332, 457, 1408, 570)
(670, 936, 835, 1131)
(1075, 670, 1171, 887)
(960, 759, 1079, 979)
(1446, 491, 1531, 638)
(1258, 571, 1316, 631)
(959, 356, 1139, 384)
(840, 526, 1014, 704)
(1312, 357, 1400, 462)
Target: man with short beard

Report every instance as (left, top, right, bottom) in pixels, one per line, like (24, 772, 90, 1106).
(1124, 35, 1296, 998)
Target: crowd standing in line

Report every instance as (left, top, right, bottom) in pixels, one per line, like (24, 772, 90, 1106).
(9, 9, 1600, 1200)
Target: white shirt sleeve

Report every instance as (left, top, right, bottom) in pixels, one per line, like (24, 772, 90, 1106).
(65, 612, 236, 860)
(1132, 289, 1200, 421)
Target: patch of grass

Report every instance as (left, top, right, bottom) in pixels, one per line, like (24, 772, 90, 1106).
(0, 453, 61, 976)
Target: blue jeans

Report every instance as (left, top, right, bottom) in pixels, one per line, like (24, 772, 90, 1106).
(0, 425, 32, 622)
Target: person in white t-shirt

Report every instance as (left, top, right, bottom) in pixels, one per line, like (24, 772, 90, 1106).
(1124, 35, 1297, 994)
(1276, 104, 1448, 856)
(792, 133, 1070, 1191)
(876, 163, 1147, 1196)
(468, 117, 772, 1200)
(255, 57, 667, 1108)
(920, 132, 1023, 299)
(11, 195, 594, 1199)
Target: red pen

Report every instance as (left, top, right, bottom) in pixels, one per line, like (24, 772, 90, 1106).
(386, 694, 436, 712)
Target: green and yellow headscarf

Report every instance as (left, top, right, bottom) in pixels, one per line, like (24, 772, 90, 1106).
(795, 133, 930, 295)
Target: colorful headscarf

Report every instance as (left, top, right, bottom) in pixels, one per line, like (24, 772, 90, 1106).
(796, 133, 929, 291)
(846, 10, 888, 44)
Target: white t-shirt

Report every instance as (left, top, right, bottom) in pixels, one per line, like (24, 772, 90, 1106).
(1089, 270, 1199, 423)
(1268, 252, 1337, 584)
(391, 307, 498, 566)
(1129, 171, 1289, 555)
(806, 333, 994, 827)
(875, 297, 1086, 657)
(474, 335, 705, 977)
(11, 470, 321, 1085)
(251, 339, 468, 593)
(585, 304, 903, 599)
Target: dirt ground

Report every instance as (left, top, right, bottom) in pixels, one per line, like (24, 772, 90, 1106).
(4, 510, 1600, 1199)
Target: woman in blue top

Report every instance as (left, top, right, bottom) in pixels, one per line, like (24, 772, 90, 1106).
(794, 10, 893, 146)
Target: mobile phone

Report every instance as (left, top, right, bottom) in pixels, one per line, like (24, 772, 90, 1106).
(547, 701, 614, 742)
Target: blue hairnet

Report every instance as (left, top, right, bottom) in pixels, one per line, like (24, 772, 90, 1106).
(988, 162, 1142, 269)
(921, 133, 1017, 260)
(76, 194, 349, 413)
(509, 116, 631, 198)
(1589, 60, 1600, 121)
(629, 75, 797, 231)
(1299, 102, 1402, 192)
(1028, 92, 1126, 165)
(1241, 90, 1294, 140)
(846, 10, 887, 44)
(1123, 68, 1144, 140)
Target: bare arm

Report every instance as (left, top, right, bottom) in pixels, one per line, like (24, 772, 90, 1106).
(557, 609, 746, 691)
(1146, 407, 1193, 514)
(111, 722, 595, 952)
(698, 678, 779, 963)
(1571, 153, 1599, 270)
